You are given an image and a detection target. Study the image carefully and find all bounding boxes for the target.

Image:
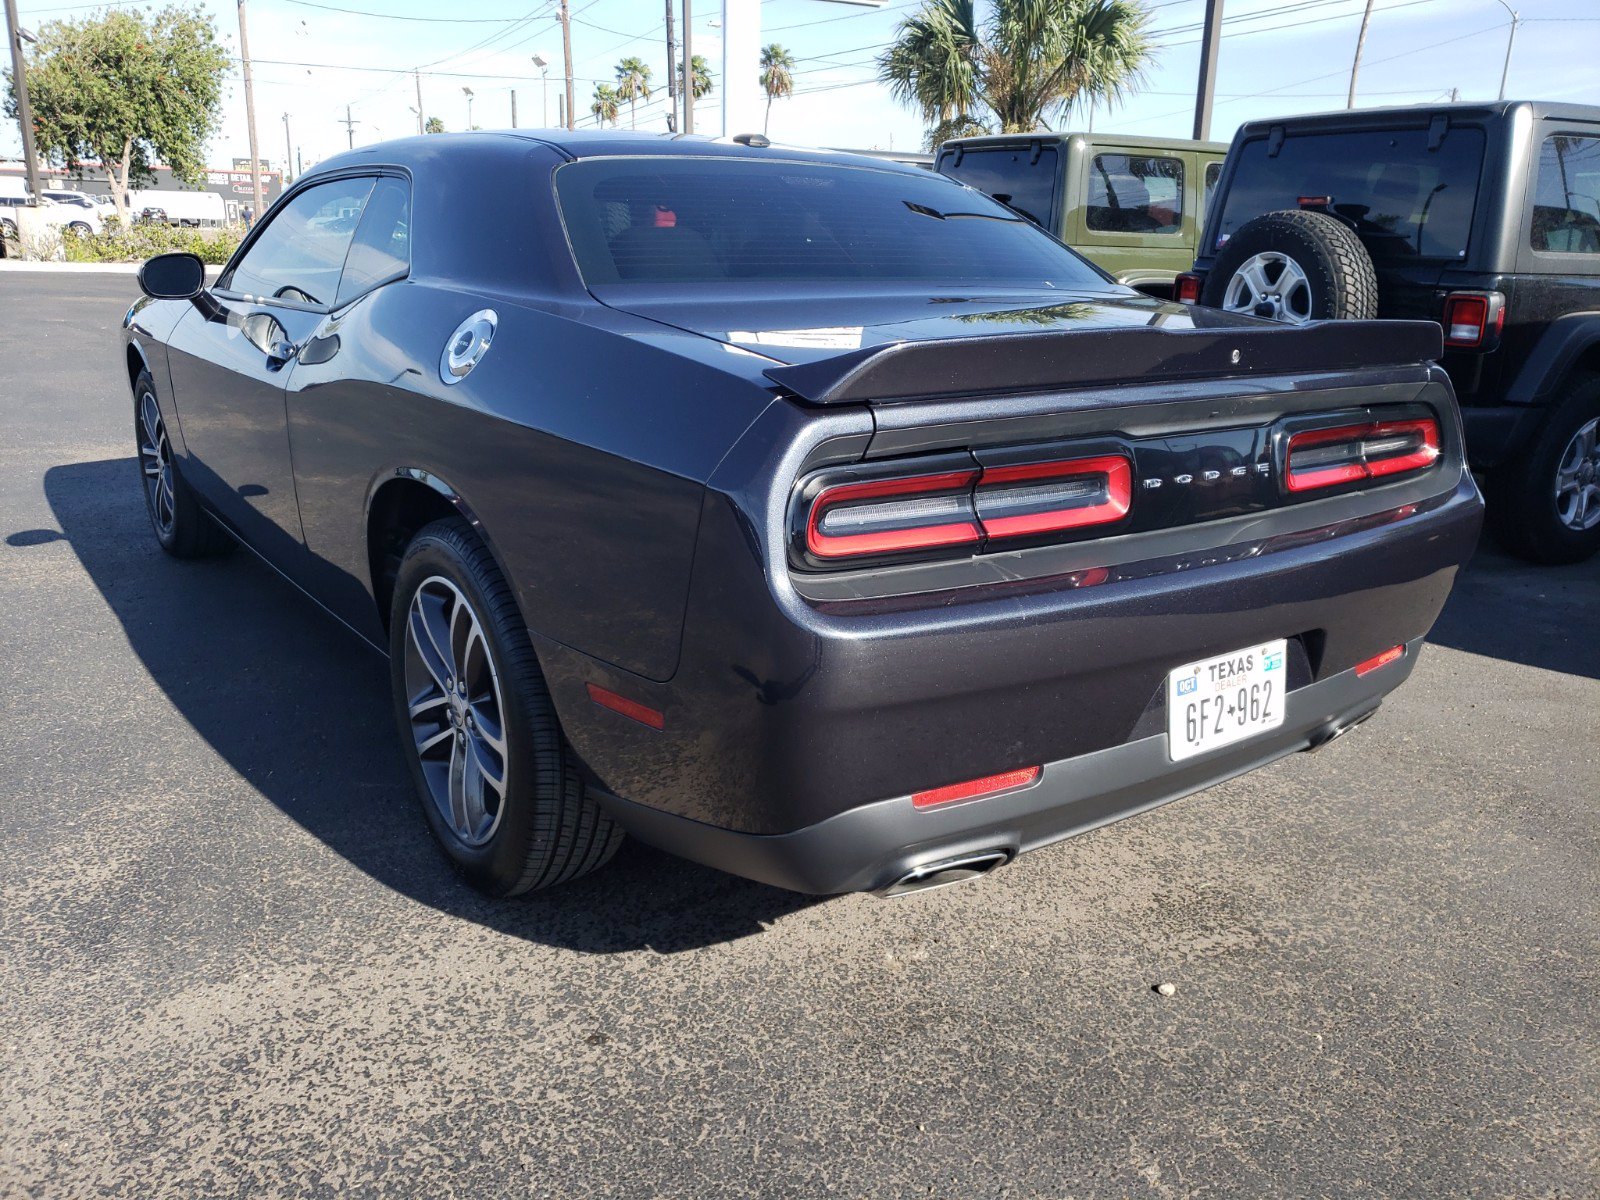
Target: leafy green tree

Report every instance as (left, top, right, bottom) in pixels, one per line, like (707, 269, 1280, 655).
(424, 116, 445, 134)
(677, 54, 713, 102)
(614, 56, 652, 129)
(879, 0, 1153, 148)
(4, 5, 229, 225)
(590, 83, 620, 127)
(758, 44, 796, 135)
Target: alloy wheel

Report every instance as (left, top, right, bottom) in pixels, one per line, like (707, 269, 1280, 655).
(1221, 251, 1313, 324)
(1554, 415, 1600, 532)
(403, 576, 510, 846)
(137, 390, 176, 536)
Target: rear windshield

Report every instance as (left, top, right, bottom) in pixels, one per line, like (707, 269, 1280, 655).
(555, 156, 1104, 289)
(935, 144, 1060, 229)
(1215, 127, 1486, 259)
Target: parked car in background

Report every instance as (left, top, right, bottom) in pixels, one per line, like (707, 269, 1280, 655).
(1181, 101, 1600, 563)
(43, 188, 113, 228)
(936, 132, 1228, 298)
(129, 188, 228, 227)
(124, 131, 1479, 899)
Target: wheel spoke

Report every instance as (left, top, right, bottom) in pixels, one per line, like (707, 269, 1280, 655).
(468, 733, 506, 794)
(408, 689, 449, 719)
(408, 593, 454, 693)
(416, 724, 455, 757)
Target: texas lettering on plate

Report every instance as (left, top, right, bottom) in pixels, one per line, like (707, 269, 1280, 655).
(1167, 640, 1287, 762)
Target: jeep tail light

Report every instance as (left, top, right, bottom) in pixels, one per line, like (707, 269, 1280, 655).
(913, 766, 1040, 809)
(1285, 418, 1440, 493)
(1174, 272, 1202, 304)
(806, 455, 1131, 562)
(806, 469, 981, 559)
(1441, 290, 1505, 348)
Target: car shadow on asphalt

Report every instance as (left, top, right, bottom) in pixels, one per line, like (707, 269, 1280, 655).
(1427, 538, 1600, 681)
(41, 458, 823, 953)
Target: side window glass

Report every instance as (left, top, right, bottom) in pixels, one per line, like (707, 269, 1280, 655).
(337, 177, 411, 306)
(1531, 134, 1600, 254)
(1203, 161, 1223, 220)
(1086, 154, 1184, 235)
(220, 177, 375, 306)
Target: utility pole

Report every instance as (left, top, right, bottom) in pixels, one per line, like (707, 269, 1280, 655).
(1494, 1, 1519, 102)
(559, 0, 574, 131)
(237, 0, 265, 222)
(664, 0, 678, 132)
(682, 0, 694, 136)
(1346, 0, 1375, 109)
(3, 0, 43, 202)
(414, 69, 425, 135)
(282, 112, 292, 184)
(1192, 0, 1223, 141)
(510, 89, 518, 128)
(340, 105, 358, 149)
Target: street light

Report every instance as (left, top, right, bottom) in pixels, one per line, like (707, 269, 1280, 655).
(532, 53, 549, 128)
(1488, 0, 1519, 102)
(462, 86, 475, 130)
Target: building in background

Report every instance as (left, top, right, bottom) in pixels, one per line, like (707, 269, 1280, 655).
(0, 159, 283, 223)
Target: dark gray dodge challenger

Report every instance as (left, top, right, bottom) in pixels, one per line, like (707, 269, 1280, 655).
(123, 132, 1483, 896)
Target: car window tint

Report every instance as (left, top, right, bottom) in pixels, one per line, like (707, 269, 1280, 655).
(934, 145, 1060, 228)
(1086, 155, 1183, 235)
(337, 176, 411, 305)
(220, 177, 375, 306)
(555, 158, 1106, 289)
(1216, 127, 1485, 260)
(1531, 133, 1600, 255)
(1203, 161, 1222, 219)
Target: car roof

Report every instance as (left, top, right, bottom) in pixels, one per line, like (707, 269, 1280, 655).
(1232, 99, 1600, 136)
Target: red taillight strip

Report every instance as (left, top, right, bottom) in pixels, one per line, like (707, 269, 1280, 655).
(586, 683, 665, 730)
(977, 454, 1133, 538)
(1354, 644, 1406, 676)
(912, 766, 1041, 809)
(806, 469, 981, 559)
(1286, 418, 1440, 493)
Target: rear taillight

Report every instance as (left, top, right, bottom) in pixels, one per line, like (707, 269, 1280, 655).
(1355, 644, 1406, 676)
(1441, 290, 1505, 349)
(805, 454, 1131, 563)
(1174, 272, 1202, 304)
(913, 766, 1040, 809)
(1285, 417, 1440, 493)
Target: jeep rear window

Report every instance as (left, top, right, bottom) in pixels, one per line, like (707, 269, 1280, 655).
(1215, 127, 1485, 259)
(556, 157, 1105, 288)
(934, 145, 1060, 229)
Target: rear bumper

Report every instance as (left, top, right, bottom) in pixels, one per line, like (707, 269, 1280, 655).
(595, 647, 1409, 895)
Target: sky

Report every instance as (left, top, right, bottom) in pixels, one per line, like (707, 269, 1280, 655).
(5, 0, 1599, 175)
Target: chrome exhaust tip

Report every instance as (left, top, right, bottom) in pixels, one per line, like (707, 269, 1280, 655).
(878, 849, 1009, 897)
(1304, 704, 1379, 753)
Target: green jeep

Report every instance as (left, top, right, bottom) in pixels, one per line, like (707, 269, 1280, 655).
(935, 133, 1228, 298)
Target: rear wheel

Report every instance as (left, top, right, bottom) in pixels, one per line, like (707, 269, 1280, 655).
(1202, 209, 1378, 323)
(1489, 374, 1600, 564)
(389, 518, 623, 894)
(134, 370, 231, 558)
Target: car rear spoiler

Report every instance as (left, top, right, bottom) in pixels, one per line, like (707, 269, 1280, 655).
(764, 319, 1444, 406)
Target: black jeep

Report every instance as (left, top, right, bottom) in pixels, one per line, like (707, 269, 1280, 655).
(1181, 101, 1600, 563)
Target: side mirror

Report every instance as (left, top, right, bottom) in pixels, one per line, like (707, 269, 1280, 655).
(138, 252, 206, 300)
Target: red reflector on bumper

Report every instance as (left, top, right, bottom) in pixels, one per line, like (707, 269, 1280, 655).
(1354, 644, 1406, 677)
(586, 683, 665, 730)
(913, 766, 1041, 809)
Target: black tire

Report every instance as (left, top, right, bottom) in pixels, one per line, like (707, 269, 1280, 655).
(1487, 373, 1600, 565)
(68, 221, 92, 237)
(1201, 209, 1378, 322)
(389, 518, 623, 895)
(133, 369, 232, 558)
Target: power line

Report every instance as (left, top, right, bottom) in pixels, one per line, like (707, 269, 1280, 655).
(277, 0, 531, 22)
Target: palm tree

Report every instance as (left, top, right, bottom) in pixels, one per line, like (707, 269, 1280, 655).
(676, 53, 713, 102)
(590, 83, 620, 127)
(614, 56, 652, 129)
(879, 0, 1153, 148)
(759, 44, 796, 135)
(423, 116, 445, 135)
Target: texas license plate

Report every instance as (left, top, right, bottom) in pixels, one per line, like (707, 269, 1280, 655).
(1166, 639, 1286, 762)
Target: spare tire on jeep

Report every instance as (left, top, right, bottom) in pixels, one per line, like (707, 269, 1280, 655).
(1202, 209, 1378, 324)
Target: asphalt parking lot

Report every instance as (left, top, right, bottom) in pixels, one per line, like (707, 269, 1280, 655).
(2, 269, 1596, 1198)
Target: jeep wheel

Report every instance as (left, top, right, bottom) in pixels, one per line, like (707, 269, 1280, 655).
(1489, 374, 1600, 564)
(1202, 210, 1378, 323)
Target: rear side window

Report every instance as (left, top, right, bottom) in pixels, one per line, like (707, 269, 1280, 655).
(1531, 134, 1600, 255)
(935, 144, 1060, 228)
(220, 176, 375, 306)
(1087, 154, 1183, 235)
(1215, 127, 1485, 260)
(555, 157, 1105, 290)
(337, 176, 411, 305)
(1203, 161, 1223, 218)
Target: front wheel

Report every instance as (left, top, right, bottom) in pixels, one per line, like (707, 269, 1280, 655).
(389, 519, 623, 895)
(134, 370, 231, 558)
(1488, 374, 1600, 564)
